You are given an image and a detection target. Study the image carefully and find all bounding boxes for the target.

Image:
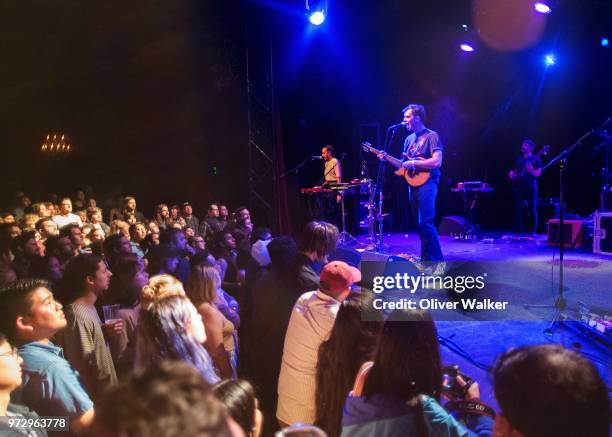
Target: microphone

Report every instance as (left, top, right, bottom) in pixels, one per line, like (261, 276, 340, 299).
(311, 155, 323, 160)
(389, 122, 407, 130)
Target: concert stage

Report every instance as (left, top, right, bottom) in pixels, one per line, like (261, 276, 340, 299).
(333, 231, 612, 408)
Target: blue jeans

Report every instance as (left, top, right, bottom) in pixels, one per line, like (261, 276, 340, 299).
(409, 181, 444, 261)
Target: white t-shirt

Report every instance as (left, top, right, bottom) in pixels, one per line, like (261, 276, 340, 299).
(324, 157, 341, 183)
(277, 290, 341, 425)
(53, 213, 83, 229)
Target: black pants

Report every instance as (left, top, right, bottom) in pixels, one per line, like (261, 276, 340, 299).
(513, 184, 538, 234)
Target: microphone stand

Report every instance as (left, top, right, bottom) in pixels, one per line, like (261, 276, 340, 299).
(282, 155, 322, 230)
(373, 125, 402, 252)
(523, 120, 606, 334)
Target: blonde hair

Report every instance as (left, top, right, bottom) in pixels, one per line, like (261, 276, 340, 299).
(23, 214, 40, 231)
(141, 274, 186, 308)
(110, 219, 129, 237)
(186, 266, 220, 306)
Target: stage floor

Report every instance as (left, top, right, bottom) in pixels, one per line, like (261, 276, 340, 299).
(335, 231, 611, 408)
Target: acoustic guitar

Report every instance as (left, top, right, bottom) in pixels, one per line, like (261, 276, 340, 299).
(361, 142, 430, 187)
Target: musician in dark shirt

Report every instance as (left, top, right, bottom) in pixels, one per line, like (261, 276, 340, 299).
(508, 139, 542, 235)
(401, 104, 444, 261)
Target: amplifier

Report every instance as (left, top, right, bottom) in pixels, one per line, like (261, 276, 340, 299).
(594, 212, 612, 256)
(547, 219, 584, 249)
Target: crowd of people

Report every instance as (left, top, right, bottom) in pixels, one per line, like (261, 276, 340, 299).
(0, 190, 608, 437)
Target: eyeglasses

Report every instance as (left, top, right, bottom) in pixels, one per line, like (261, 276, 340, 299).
(0, 347, 19, 359)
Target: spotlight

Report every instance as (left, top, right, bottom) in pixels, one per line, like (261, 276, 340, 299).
(534, 2, 552, 14)
(306, 0, 327, 26)
(601, 37, 609, 47)
(309, 11, 325, 25)
(460, 43, 475, 52)
(544, 53, 555, 66)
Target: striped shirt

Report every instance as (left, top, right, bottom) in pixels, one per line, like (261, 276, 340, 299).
(54, 302, 117, 400)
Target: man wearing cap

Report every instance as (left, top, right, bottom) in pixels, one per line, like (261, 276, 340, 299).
(276, 260, 361, 427)
(181, 202, 199, 235)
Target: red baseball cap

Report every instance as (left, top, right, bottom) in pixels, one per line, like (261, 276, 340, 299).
(320, 261, 362, 293)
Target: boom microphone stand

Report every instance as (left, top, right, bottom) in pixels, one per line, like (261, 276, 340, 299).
(372, 124, 402, 252)
(524, 118, 609, 333)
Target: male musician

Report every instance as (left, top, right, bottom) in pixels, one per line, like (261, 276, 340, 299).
(401, 104, 444, 261)
(321, 145, 341, 185)
(509, 139, 541, 235)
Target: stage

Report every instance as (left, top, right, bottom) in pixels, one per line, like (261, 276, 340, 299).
(332, 231, 612, 408)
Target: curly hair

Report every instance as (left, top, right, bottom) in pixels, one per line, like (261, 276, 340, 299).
(94, 361, 231, 437)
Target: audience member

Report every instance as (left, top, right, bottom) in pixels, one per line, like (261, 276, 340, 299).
(0, 280, 94, 434)
(277, 261, 360, 426)
(35, 218, 59, 242)
(182, 202, 199, 234)
(153, 203, 172, 231)
(159, 228, 193, 283)
(315, 292, 383, 437)
(214, 379, 263, 437)
(73, 190, 86, 210)
(200, 203, 224, 237)
(100, 259, 148, 379)
(492, 344, 608, 437)
(109, 219, 130, 239)
(128, 223, 147, 258)
(44, 235, 74, 269)
(86, 207, 110, 237)
(59, 224, 85, 256)
(31, 202, 51, 219)
(0, 255, 17, 287)
(243, 236, 296, 433)
(146, 244, 182, 277)
(103, 234, 132, 271)
(187, 265, 237, 378)
(0, 331, 48, 437)
(342, 308, 493, 436)
(54, 254, 118, 400)
(11, 231, 43, 278)
(53, 198, 83, 229)
(93, 361, 235, 437)
(136, 275, 219, 383)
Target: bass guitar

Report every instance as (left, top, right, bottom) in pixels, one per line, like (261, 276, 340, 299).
(509, 144, 550, 183)
(361, 142, 430, 187)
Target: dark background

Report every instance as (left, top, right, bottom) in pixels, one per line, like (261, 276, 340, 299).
(1, 0, 610, 231)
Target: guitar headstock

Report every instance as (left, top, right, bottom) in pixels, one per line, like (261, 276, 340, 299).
(362, 142, 382, 155)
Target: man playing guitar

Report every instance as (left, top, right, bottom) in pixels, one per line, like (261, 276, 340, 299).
(398, 104, 444, 262)
(508, 139, 542, 235)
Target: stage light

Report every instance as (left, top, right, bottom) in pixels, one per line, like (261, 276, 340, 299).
(601, 37, 609, 47)
(309, 11, 325, 25)
(544, 53, 555, 66)
(460, 43, 475, 52)
(305, 0, 327, 26)
(534, 2, 552, 14)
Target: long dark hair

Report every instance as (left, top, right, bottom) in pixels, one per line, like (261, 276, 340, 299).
(315, 292, 383, 437)
(213, 379, 258, 436)
(363, 308, 442, 401)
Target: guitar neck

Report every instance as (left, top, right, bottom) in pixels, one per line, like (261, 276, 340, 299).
(363, 145, 403, 169)
(383, 154, 403, 169)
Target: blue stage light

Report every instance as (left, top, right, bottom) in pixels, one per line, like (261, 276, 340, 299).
(544, 53, 555, 66)
(309, 11, 325, 25)
(601, 37, 609, 47)
(534, 2, 552, 14)
(460, 43, 475, 52)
